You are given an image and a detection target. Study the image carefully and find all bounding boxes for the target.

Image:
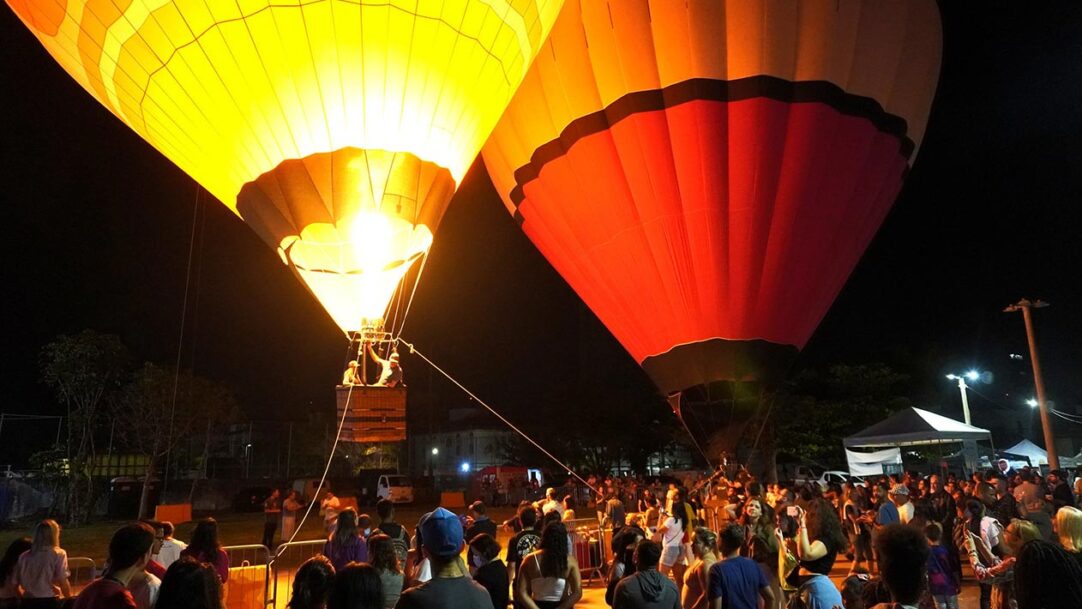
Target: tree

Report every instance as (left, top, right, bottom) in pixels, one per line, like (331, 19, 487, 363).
(117, 362, 239, 518)
(40, 330, 129, 525)
(774, 363, 912, 467)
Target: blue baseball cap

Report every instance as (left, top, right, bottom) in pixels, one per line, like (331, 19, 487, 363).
(419, 507, 464, 558)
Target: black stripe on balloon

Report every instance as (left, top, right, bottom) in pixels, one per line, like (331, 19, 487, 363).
(509, 75, 915, 222)
(640, 337, 799, 395)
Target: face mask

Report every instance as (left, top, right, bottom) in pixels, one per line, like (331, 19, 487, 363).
(472, 554, 486, 569)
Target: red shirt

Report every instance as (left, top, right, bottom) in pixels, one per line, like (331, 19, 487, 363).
(145, 560, 166, 579)
(73, 577, 136, 609)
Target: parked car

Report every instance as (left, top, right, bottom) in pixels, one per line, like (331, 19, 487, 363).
(814, 470, 868, 490)
(377, 474, 414, 504)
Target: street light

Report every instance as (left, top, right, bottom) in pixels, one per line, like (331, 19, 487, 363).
(1026, 398, 1038, 408)
(945, 371, 981, 425)
(1004, 298, 1057, 468)
(431, 447, 439, 455)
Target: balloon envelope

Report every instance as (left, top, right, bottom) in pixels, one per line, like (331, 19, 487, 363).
(484, 0, 942, 393)
(10, 0, 563, 332)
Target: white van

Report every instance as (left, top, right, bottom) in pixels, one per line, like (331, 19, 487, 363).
(377, 474, 413, 504)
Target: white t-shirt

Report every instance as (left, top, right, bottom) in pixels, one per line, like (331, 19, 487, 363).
(155, 538, 187, 569)
(129, 572, 161, 609)
(980, 516, 1004, 550)
(898, 501, 915, 524)
(661, 516, 683, 548)
(15, 548, 68, 598)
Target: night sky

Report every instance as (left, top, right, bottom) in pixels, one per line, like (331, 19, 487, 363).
(2, 3, 1081, 466)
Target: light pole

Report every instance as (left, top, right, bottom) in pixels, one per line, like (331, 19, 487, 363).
(945, 370, 980, 425)
(1004, 298, 1057, 469)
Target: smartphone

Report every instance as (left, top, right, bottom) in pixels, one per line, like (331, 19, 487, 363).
(787, 506, 799, 517)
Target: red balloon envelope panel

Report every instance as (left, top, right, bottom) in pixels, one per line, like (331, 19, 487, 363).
(484, 0, 942, 397)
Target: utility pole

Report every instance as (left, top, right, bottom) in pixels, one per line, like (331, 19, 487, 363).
(1004, 299, 1057, 469)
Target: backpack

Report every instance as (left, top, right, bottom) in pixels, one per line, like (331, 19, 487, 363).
(376, 523, 410, 567)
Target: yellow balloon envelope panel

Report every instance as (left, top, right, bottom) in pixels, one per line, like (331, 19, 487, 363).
(9, 0, 563, 332)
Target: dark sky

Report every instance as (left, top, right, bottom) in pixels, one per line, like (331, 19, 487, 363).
(2, 3, 1081, 464)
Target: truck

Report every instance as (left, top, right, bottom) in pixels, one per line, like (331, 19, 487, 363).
(357, 469, 413, 505)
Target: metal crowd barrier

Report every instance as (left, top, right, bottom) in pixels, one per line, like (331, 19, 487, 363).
(563, 518, 607, 583)
(269, 539, 326, 608)
(67, 556, 97, 595)
(223, 544, 272, 609)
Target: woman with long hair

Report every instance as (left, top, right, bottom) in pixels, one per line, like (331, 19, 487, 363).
(789, 498, 848, 585)
(289, 555, 335, 609)
(514, 522, 582, 609)
(740, 499, 782, 609)
(15, 519, 71, 608)
(0, 537, 32, 608)
(180, 518, 230, 583)
(681, 528, 717, 609)
(656, 494, 689, 594)
(366, 534, 403, 609)
(1055, 505, 1082, 555)
(323, 508, 367, 571)
(327, 563, 382, 609)
(156, 557, 224, 609)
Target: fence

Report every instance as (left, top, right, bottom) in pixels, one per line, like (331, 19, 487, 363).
(68, 557, 97, 595)
(564, 518, 607, 583)
(224, 544, 272, 609)
(269, 539, 326, 608)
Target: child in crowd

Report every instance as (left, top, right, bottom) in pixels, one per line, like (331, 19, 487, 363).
(925, 523, 960, 609)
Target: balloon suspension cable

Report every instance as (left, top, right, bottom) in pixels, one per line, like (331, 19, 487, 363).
(396, 337, 600, 497)
(668, 393, 713, 466)
(163, 186, 201, 495)
(270, 359, 356, 565)
(748, 388, 776, 457)
(390, 251, 431, 343)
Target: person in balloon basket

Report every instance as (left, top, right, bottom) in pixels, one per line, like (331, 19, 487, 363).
(395, 507, 493, 609)
(73, 522, 156, 609)
(342, 360, 363, 386)
(366, 342, 404, 387)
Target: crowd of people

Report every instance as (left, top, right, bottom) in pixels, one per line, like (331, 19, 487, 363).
(2, 461, 1081, 609)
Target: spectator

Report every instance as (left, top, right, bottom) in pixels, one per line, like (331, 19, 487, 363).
(468, 534, 508, 609)
(536, 488, 564, 517)
(155, 557, 223, 609)
(604, 490, 626, 537)
(15, 519, 71, 608)
(1013, 539, 1082, 609)
(872, 524, 929, 609)
(180, 518, 229, 583)
(328, 562, 382, 609)
(324, 508, 368, 571)
(372, 499, 411, 583)
(154, 522, 186, 570)
(263, 488, 282, 549)
(706, 524, 773, 609)
(840, 570, 871, 609)
(0, 537, 32, 609)
(561, 496, 576, 522)
(465, 501, 497, 568)
(137, 521, 167, 579)
(283, 490, 304, 541)
(789, 500, 845, 609)
(655, 495, 688, 593)
(1054, 505, 1082, 556)
(74, 522, 156, 609)
(322, 491, 342, 534)
(289, 555, 335, 609)
(367, 534, 404, 609)
(1046, 469, 1075, 512)
(606, 528, 646, 606)
(506, 505, 541, 585)
(408, 514, 432, 588)
(395, 507, 493, 609)
(925, 523, 959, 609)
(612, 541, 679, 609)
(514, 522, 582, 609)
(681, 528, 717, 609)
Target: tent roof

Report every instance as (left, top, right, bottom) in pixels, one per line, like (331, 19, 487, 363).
(1002, 439, 1048, 464)
(844, 407, 991, 448)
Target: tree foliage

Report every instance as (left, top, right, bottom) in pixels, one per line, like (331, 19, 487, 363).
(40, 330, 130, 525)
(774, 363, 912, 467)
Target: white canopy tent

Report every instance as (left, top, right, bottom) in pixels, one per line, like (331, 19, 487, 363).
(844, 407, 992, 474)
(1002, 439, 1048, 466)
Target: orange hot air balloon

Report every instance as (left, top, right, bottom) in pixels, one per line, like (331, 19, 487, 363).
(8, 0, 563, 334)
(483, 0, 942, 451)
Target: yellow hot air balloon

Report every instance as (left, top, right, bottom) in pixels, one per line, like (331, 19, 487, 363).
(8, 0, 563, 333)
